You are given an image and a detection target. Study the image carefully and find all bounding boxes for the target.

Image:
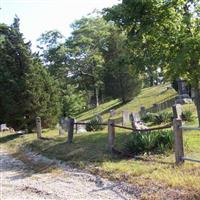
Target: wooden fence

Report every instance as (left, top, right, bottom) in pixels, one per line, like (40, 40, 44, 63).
(139, 96, 177, 116)
(35, 104, 199, 165)
(173, 119, 200, 164)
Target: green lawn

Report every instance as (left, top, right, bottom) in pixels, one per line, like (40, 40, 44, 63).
(76, 83, 177, 122)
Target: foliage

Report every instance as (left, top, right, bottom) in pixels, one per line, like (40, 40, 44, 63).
(66, 17, 112, 107)
(103, 29, 142, 103)
(86, 115, 104, 132)
(0, 18, 60, 130)
(0, 18, 32, 129)
(61, 85, 87, 117)
(141, 112, 173, 125)
(25, 59, 61, 129)
(124, 130, 173, 155)
(104, 0, 200, 125)
(182, 110, 193, 122)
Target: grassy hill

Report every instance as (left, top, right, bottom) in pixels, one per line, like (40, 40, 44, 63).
(76, 83, 178, 122)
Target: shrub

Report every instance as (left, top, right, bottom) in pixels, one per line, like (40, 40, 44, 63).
(141, 112, 173, 125)
(124, 130, 173, 155)
(182, 111, 193, 122)
(86, 115, 104, 132)
(141, 112, 156, 123)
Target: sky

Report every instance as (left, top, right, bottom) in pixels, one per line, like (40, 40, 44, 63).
(0, 0, 121, 52)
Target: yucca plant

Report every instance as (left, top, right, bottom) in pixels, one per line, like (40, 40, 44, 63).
(124, 130, 173, 155)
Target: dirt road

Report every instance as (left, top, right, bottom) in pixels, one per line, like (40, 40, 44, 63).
(0, 149, 136, 200)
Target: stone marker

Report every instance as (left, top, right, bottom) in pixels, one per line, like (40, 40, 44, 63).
(140, 106, 146, 117)
(110, 109, 116, 117)
(36, 117, 42, 139)
(122, 110, 129, 125)
(172, 104, 182, 119)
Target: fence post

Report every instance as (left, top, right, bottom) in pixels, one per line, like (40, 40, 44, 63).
(67, 118, 74, 143)
(108, 119, 115, 152)
(173, 118, 184, 165)
(36, 117, 42, 139)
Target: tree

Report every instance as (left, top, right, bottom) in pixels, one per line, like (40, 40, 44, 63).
(103, 30, 142, 103)
(0, 18, 32, 129)
(0, 18, 60, 130)
(104, 0, 200, 126)
(37, 30, 68, 79)
(66, 16, 112, 107)
(37, 30, 87, 116)
(25, 57, 61, 129)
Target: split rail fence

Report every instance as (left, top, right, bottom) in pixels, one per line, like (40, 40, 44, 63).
(35, 104, 200, 165)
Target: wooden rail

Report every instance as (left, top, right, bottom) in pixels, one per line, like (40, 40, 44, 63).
(180, 126, 200, 131)
(75, 122, 107, 126)
(113, 124, 172, 132)
(182, 157, 200, 163)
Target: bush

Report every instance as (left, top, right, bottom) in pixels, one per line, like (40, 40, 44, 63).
(182, 111, 193, 122)
(124, 130, 173, 155)
(86, 115, 104, 132)
(141, 112, 173, 125)
(141, 112, 156, 123)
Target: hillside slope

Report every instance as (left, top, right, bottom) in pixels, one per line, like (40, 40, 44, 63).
(76, 83, 177, 121)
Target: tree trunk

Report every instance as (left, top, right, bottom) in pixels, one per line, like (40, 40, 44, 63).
(95, 87, 99, 107)
(194, 85, 200, 127)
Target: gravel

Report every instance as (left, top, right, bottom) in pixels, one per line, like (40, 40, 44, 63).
(0, 149, 189, 200)
(0, 149, 136, 200)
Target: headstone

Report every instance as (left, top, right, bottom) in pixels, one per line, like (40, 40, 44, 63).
(153, 103, 159, 112)
(0, 124, 8, 131)
(96, 114, 103, 122)
(36, 117, 42, 138)
(176, 78, 192, 104)
(130, 112, 140, 122)
(77, 124, 87, 133)
(110, 109, 116, 117)
(140, 106, 146, 117)
(122, 110, 129, 125)
(177, 79, 188, 95)
(172, 104, 182, 119)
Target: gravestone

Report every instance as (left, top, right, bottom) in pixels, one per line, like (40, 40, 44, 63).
(176, 78, 192, 104)
(96, 114, 103, 122)
(172, 104, 182, 119)
(76, 123, 87, 133)
(110, 109, 116, 117)
(122, 110, 129, 125)
(177, 79, 188, 96)
(140, 106, 146, 117)
(0, 124, 8, 131)
(153, 103, 159, 112)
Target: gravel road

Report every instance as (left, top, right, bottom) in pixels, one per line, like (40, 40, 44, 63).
(0, 149, 137, 200)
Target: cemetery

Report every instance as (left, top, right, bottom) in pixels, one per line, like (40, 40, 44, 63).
(1, 0, 199, 199)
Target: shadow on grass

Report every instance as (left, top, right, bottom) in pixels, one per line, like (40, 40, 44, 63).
(77, 101, 124, 122)
(0, 133, 23, 144)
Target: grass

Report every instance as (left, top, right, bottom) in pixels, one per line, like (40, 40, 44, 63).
(75, 83, 177, 122)
(1, 83, 199, 198)
(1, 125, 200, 196)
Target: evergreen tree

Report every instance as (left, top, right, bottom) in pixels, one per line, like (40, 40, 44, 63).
(0, 18, 60, 130)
